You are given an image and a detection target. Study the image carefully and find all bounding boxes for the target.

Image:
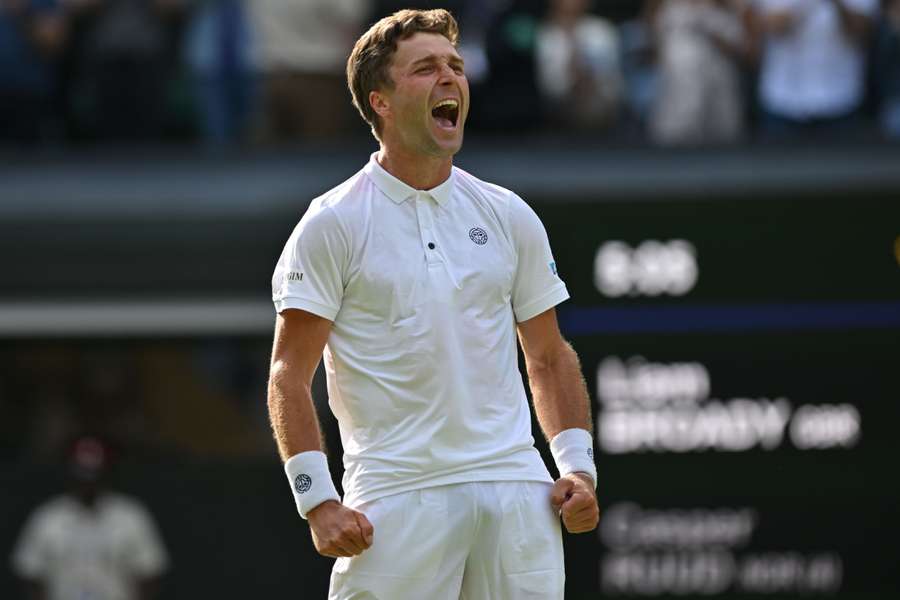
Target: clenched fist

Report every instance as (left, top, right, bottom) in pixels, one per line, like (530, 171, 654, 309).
(307, 500, 374, 558)
(550, 473, 600, 534)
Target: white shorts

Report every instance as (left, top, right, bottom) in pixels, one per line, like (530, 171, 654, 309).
(328, 481, 564, 600)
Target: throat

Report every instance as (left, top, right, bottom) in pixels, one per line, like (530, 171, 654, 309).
(376, 149, 453, 190)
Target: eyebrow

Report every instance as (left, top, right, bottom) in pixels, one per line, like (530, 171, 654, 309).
(410, 54, 465, 69)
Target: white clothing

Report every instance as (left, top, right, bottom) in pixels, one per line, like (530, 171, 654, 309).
(328, 481, 565, 600)
(536, 16, 622, 100)
(536, 16, 623, 125)
(651, 0, 746, 144)
(272, 154, 569, 507)
(250, 0, 366, 73)
(754, 0, 879, 118)
(11, 493, 168, 600)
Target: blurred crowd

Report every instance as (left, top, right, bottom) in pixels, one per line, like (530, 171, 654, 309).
(0, 342, 272, 460)
(1, 0, 899, 146)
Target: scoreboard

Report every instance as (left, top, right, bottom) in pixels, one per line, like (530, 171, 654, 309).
(2, 148, 898, 600)
(534, 195, 900, 599)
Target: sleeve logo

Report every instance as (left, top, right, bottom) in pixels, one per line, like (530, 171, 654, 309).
(286, 272, 304, 282)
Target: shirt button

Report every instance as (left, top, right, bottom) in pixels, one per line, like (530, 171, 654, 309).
(427, 242, 435, 250)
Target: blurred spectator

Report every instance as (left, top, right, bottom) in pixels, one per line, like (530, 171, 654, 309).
(619, 2, 660, 135)
(536, 0, 623, 132)
(748, 0, 879, 136)
(184, 0, 257, 145)
(62, 0, 187, 141)
(249, 0, 366, 142)
(650, 0, 748, 145)
(0, 0, 66, 142)
(874, 0, 900, 137)
(451, 0, 494, 86)
(468, 0, 545, 132)
(11, 436, 169, 600)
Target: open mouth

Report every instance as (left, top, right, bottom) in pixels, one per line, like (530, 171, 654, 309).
(431, 98, 460, 130)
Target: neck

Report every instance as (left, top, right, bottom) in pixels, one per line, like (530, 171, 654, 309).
(73, 490, 100, 510)
(376, 145, 453, 191)
(552, 10, 581, 28)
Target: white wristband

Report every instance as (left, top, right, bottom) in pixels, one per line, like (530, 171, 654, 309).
(549, 428, 597, 488)
(284, 451, 341, 519)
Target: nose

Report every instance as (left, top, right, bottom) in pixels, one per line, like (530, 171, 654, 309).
(437, 63, 456, 83)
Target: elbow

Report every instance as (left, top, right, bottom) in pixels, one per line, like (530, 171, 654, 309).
(267, 359, 309, 406)
(526, 339, 572, 379)
(267, 359, 285, 398)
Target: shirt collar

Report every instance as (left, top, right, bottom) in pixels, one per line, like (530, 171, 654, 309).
(363, 152, 453, 207)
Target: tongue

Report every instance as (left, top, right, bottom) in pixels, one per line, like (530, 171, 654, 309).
(434, 115, 453, 128)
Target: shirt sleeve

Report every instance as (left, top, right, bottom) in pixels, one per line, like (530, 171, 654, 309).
(272, 204, 349, 321)
(10, 507, 50, 579)
(123, 503, 169, 578)
(509, 194, 569, 322)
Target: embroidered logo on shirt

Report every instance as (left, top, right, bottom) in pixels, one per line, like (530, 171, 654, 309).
(469, 227, 488, 245)
(294, 474, 312, 494)
(587, 447, 594, 460)
(286, 272, 303, 282)
(549, 261, 557, 275)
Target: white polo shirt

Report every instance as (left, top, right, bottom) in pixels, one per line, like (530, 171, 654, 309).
(11, 494, 168, 600)
(273, 154, 569, 507)
(754, 0, 878, 119)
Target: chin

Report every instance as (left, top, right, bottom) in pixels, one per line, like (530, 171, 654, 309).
(430, 130, 464, 156)
(441, 137, 464, 156)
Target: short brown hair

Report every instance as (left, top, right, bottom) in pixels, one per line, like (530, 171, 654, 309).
(347, 9, 460, 139)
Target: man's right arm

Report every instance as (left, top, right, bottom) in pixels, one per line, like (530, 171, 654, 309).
(268, 309, 373, 557)
(828, 0, 873, 44)
(268, 309, 332, 459)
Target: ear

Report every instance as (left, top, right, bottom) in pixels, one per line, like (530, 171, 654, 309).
(369, 90, 390, 120)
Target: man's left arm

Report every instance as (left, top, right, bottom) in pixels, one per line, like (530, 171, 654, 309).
(830, 0, 875, 43)
(517, 307, 599, 534)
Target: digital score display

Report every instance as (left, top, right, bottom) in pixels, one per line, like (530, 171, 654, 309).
(536, 195, 900, 599)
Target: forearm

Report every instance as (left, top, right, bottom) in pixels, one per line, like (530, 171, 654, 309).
(832, 0, 871, 42)
(267, 361, 325, 460)
(761, 10, 797, 35)
(707, 30, 746, 61)
(699, 7, 747, 61)
(526, 341, 592, 440)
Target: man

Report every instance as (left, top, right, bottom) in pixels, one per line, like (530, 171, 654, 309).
(0, 0, 66, 142)
(11, 436, 169, 600)
(649, 0, 748, 145)
(747, 0, 878, 134)
(536, 0, 623, 132)
(250, 0, 367, 141)
(874, 0, 900, 137)
(268, 9, 599, 599)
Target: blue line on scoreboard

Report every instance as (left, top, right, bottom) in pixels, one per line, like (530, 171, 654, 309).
(557, 301, 900, 335)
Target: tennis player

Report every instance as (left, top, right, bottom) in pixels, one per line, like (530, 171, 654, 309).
(268, 9, 599, 599)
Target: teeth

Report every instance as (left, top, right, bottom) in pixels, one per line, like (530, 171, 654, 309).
(433, 99, 459, 110)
